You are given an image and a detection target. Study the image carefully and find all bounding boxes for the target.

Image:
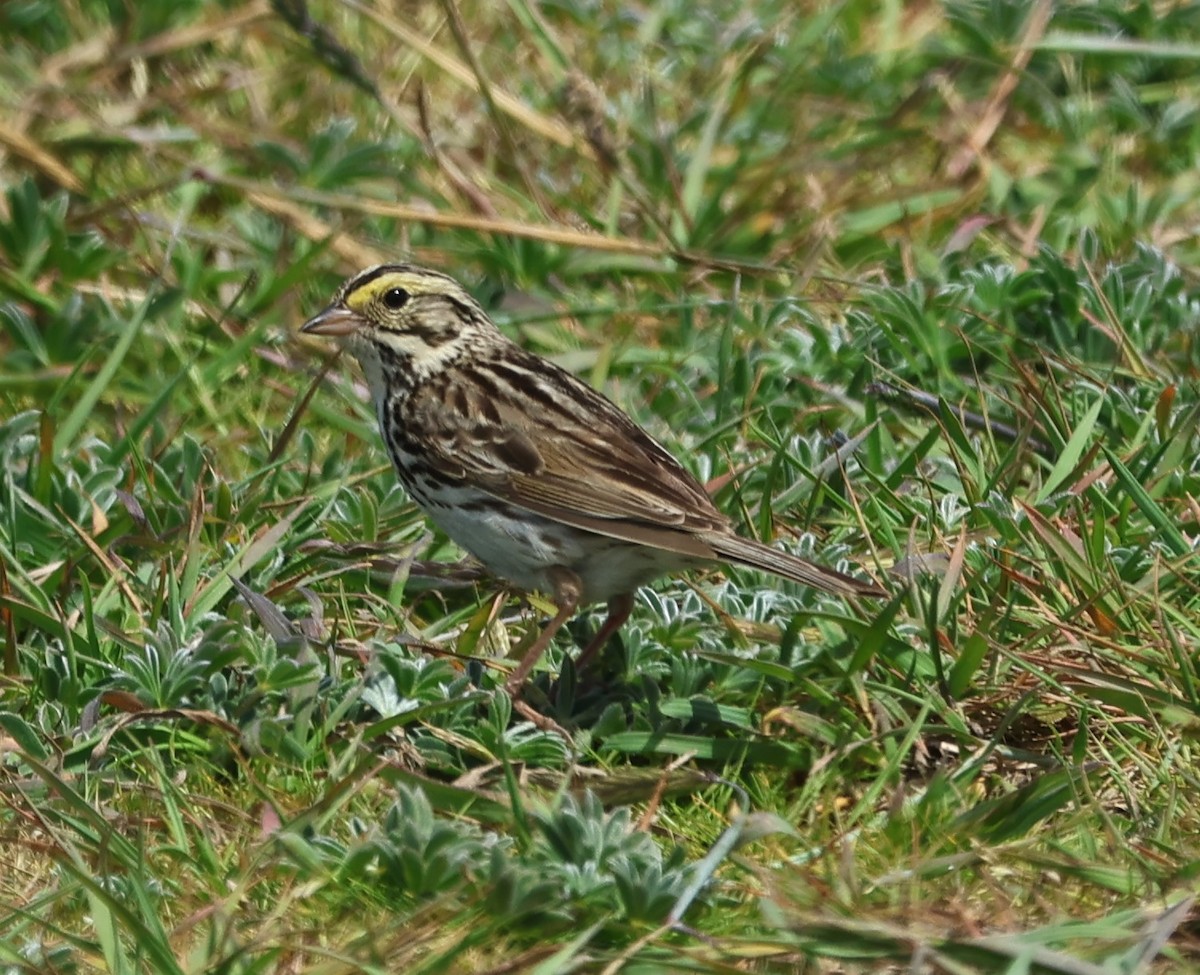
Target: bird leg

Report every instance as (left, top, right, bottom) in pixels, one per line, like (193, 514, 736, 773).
(572, 591, 635, 675)
(506, 567, 582, 694)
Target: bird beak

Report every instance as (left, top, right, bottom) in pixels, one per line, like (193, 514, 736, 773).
(301, 306, 361, 337)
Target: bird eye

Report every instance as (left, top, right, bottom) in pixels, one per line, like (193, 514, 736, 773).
(382, 287, 410, 310)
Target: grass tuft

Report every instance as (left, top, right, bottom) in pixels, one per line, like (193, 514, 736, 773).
(2, 0, 1200, 969)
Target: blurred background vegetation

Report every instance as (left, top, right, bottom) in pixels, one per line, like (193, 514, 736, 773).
(2, 0, 1200, 971)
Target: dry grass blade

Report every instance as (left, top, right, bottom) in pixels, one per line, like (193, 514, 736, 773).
(342, 0, 576, 148)
(945, 0, 1054, 178)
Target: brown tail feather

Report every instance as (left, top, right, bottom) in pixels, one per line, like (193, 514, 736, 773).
(706, 532, 885, 597)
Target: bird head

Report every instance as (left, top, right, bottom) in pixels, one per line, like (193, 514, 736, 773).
(302, 264, 496, 378)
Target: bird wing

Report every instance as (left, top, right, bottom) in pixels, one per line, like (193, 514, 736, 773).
(404, 357, 729, 559)
(400, 356, 884, 596)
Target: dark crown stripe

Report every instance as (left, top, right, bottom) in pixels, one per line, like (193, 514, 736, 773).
(339, 263, 409, 299)
(340, 262, 463, 300)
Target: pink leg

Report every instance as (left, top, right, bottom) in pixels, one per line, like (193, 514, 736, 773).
(505, 568, 582, 695)
(572, 591, 635, 675)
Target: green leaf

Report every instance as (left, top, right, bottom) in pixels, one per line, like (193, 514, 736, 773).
(52, 290, 155, 455)
(947, 631, 989, 700)
(0, 711, 50, 761)
(1104, 447, 1191, 558)
(1037, 395, 1102, 502)
(603, 731, 804, 767)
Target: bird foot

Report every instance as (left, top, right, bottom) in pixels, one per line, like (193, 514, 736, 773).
(510, 697, 571, 736)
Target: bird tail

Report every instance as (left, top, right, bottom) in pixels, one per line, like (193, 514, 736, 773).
(707, 533, 885, 597)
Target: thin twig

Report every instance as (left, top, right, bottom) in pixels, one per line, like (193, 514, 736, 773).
(867, 381, 1053, 458)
